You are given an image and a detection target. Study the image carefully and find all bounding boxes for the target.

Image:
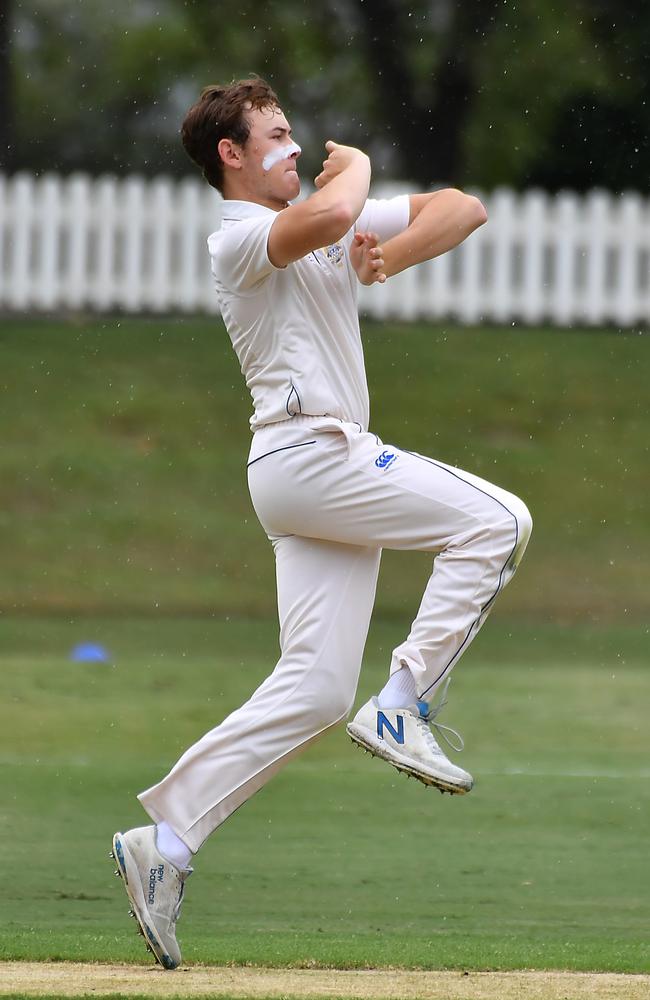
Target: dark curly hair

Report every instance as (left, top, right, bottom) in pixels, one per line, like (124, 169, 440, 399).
(181, 76, 280, 193)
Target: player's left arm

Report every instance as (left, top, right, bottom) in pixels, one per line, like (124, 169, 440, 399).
(372, 188, 487, 281)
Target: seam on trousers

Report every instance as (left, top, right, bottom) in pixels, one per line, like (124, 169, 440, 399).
(183, 711, 347, 846)
(247, 440, 316, 468)
(183, 543, 375, 837)
(405, 451, 520, 698)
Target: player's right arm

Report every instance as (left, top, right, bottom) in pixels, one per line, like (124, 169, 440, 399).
(379, 189, 487, 278)
(267, 142, 370, 268)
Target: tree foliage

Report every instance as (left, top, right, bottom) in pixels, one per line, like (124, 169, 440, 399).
(5, 0, 648, 191)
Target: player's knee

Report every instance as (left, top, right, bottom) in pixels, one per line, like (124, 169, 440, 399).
(490, 495, 532, 568)
(507, 495, 533, 559)
(516, 499, 533, 549)
(321, 687, 355, 728)
(301, 684, 354, 732)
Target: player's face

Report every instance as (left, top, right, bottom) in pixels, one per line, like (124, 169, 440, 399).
(241, 106, 301, 207)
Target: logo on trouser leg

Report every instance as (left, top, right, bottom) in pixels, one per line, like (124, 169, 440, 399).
(375, 450, 397, 470)
(377, 711, 405, 744)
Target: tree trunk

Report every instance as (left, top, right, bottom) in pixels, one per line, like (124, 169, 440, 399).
(0, 0, 13, 171)
(354, 0, 497, 188)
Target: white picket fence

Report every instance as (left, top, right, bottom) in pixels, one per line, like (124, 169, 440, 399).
(1, 172, 649, 326)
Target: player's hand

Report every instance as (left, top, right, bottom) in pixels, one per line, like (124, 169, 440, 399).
(350, 231, 386, 285)
(314, 140, 368, 189)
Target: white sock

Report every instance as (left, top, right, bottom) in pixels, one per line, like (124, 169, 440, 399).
(156, 821, 193, 870)
(377, 666, 418, 709)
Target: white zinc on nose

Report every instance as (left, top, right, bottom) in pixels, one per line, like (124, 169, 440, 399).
(262, 141, 301, 172)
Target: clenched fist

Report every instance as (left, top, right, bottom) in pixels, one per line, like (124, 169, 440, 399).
(314, 140, 368, 189)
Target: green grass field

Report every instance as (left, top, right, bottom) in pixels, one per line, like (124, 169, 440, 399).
(1, 616, 648, 973)
(1, 317, 648, 620)
(1, 317, 648, 983)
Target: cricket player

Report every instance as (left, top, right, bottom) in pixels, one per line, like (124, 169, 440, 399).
(111, 77, 532, 969)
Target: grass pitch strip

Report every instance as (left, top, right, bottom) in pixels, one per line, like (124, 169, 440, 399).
(2, 963, 650, 999)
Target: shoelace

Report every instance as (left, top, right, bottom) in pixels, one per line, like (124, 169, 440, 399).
(415, 678, 465, 754)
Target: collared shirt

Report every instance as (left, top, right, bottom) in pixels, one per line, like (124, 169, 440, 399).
(207, 195, 410, 432)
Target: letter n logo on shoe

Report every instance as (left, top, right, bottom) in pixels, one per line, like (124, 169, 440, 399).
(377, 711, 405, 744)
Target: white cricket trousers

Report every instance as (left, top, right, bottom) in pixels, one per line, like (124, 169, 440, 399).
(139, 415, 532, 851)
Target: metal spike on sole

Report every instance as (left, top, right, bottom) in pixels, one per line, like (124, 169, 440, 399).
(108, 851, 115, 859)
(350, 732, 467, 795)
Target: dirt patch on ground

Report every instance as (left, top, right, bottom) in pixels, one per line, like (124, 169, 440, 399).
(1, 963, 649, 1000)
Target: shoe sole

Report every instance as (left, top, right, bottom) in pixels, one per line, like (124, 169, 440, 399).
(346, 724, 473, 794)
(111, 832, 178, 970)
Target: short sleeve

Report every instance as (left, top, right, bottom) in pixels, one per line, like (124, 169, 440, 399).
(354, 195, 410, 242)
(208, 215, 280, 292)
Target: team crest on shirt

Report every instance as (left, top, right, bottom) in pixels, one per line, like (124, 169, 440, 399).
(324, 243, 344, 266)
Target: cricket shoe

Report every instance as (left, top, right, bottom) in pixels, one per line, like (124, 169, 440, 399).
(110, 825, 192, 969)
(347, 683, 473, 794)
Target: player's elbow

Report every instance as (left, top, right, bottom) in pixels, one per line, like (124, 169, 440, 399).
(445, 188, 488, 230)
(325, 201, 355, 241)
(461, 193, 487, 230)
(467, 194, 488, 227)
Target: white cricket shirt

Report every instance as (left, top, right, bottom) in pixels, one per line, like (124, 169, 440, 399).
(207, 195, 410, 432)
